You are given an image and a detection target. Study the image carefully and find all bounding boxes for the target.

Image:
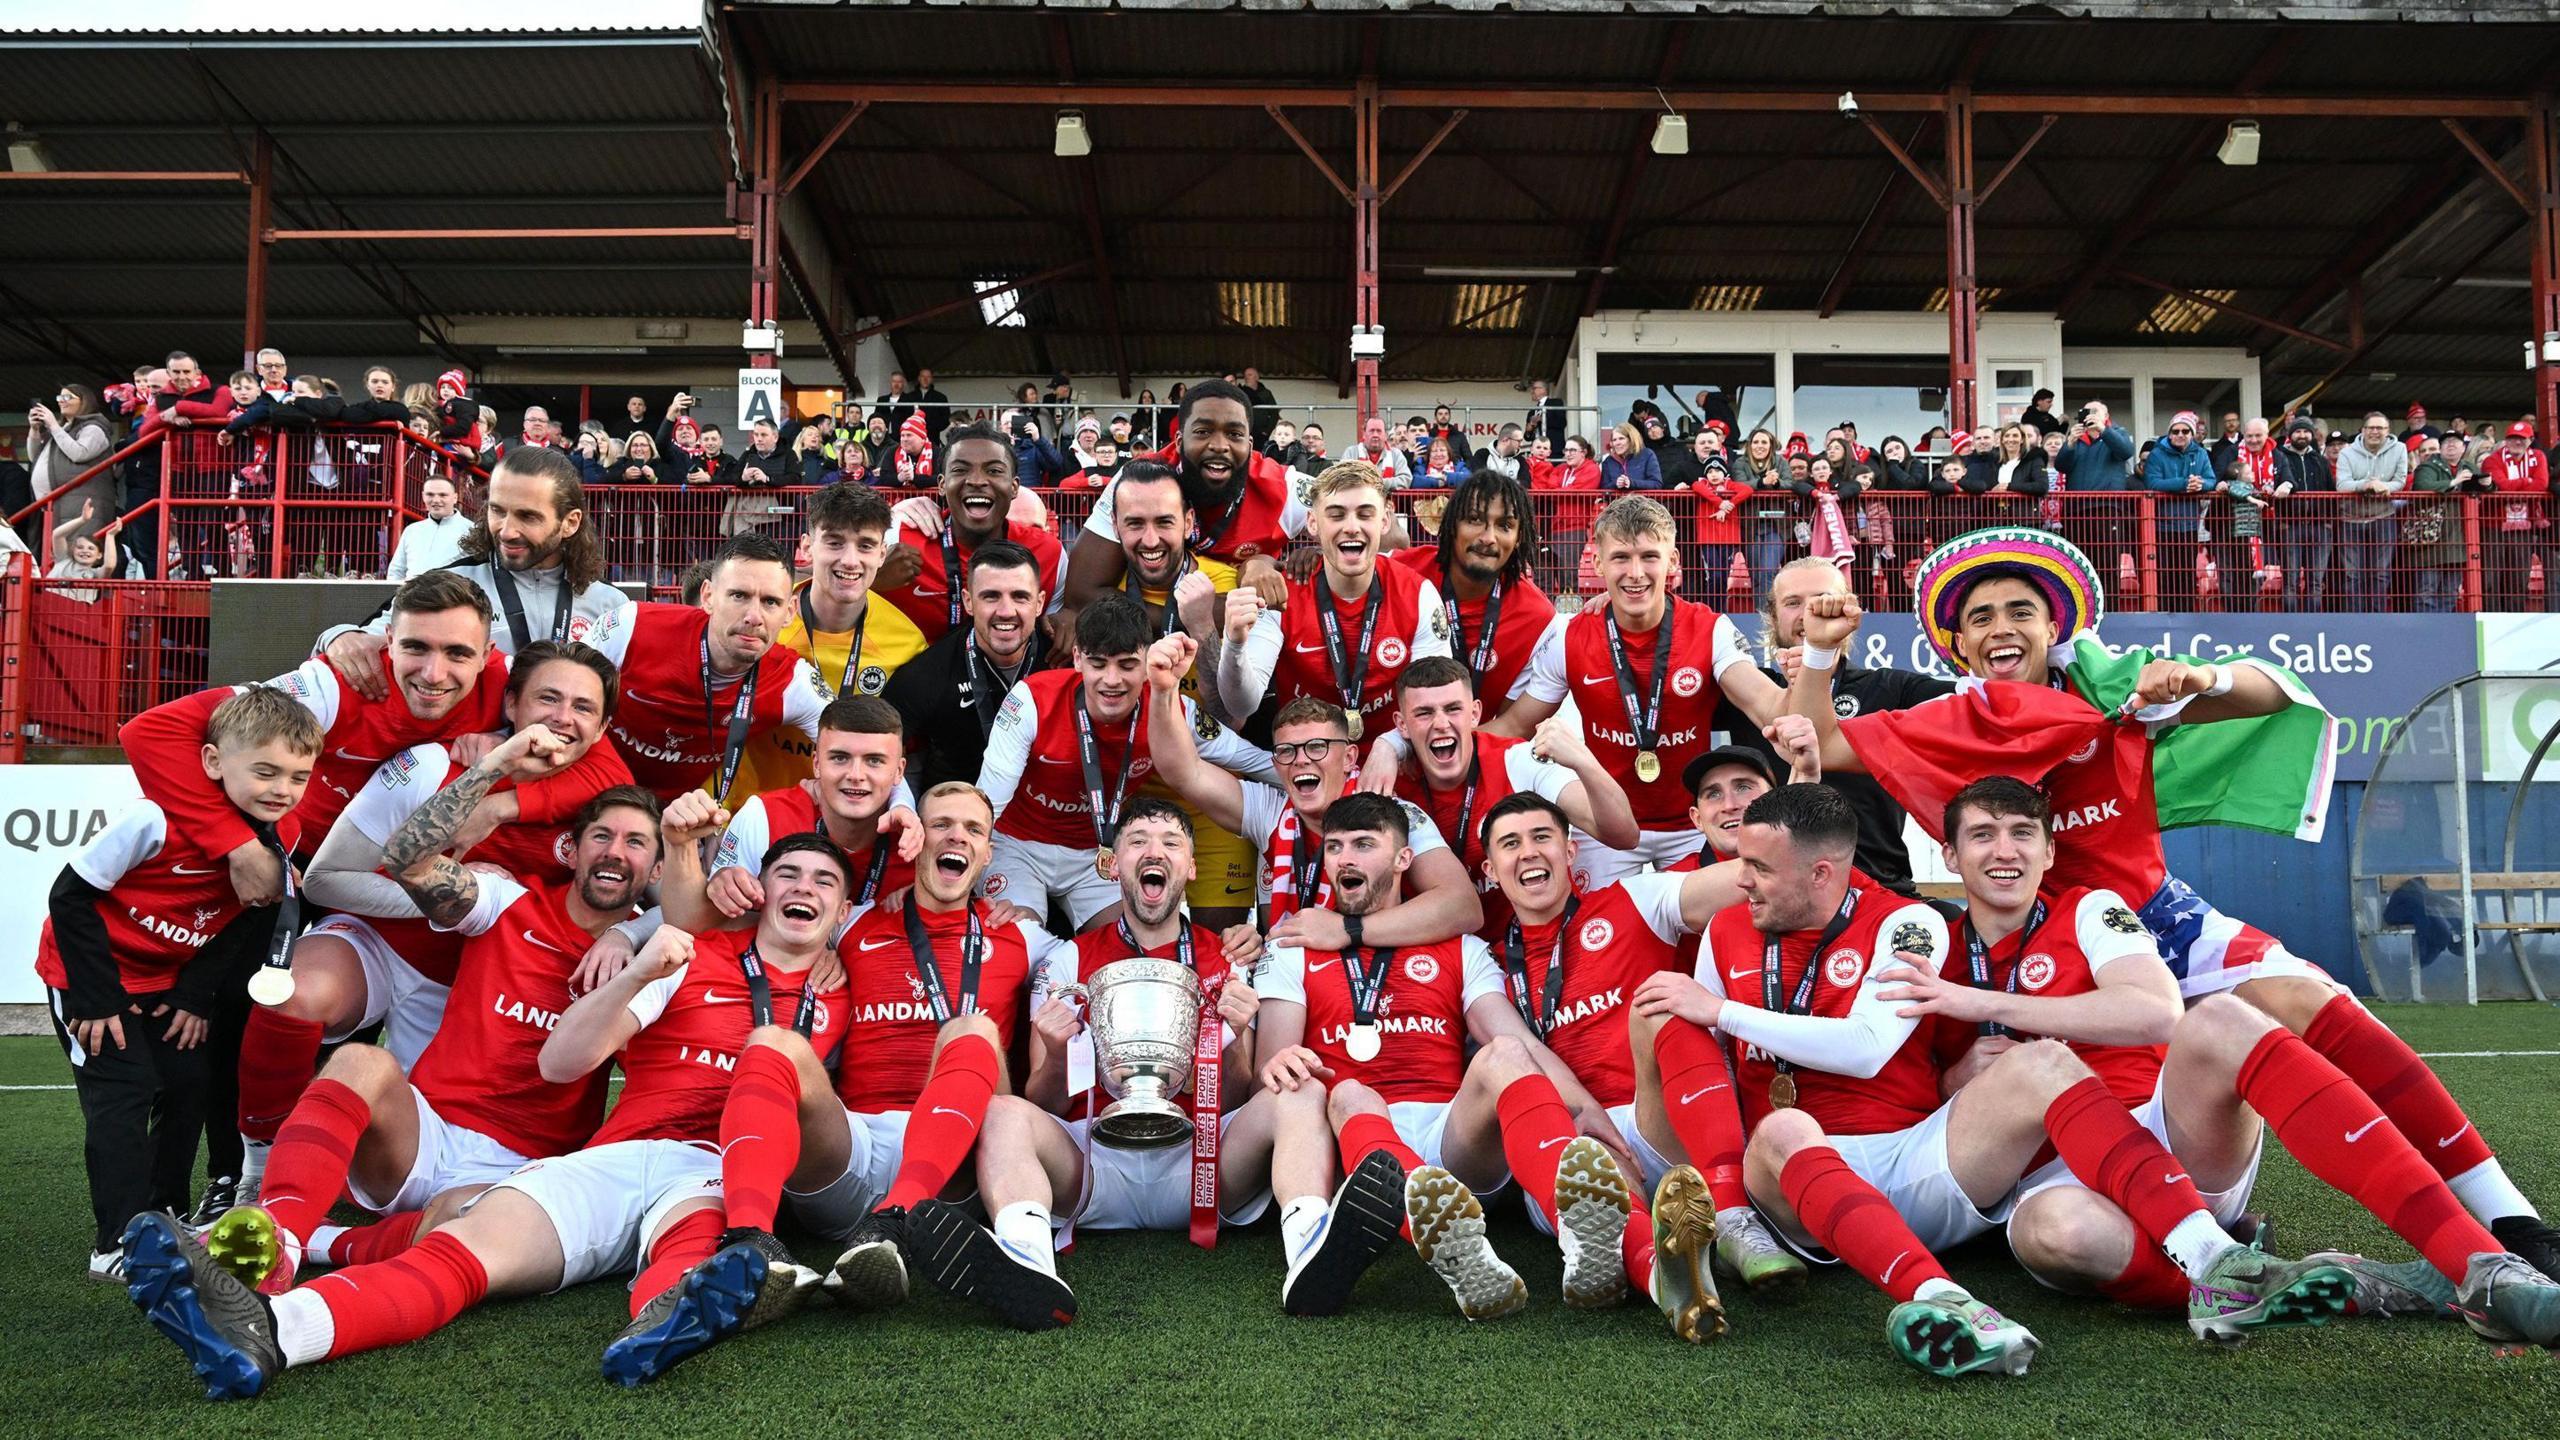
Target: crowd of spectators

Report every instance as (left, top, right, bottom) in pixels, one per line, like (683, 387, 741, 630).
(6, 353, 2554, 612)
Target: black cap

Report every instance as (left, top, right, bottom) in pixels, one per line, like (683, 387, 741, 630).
(1682, 745, 1776, 797)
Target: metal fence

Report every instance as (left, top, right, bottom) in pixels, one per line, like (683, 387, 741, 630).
(0, 559, 212, 758)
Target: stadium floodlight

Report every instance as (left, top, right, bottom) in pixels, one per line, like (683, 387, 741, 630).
(2217, 120, 2260, 166)
(1054, 111, 1093, 158)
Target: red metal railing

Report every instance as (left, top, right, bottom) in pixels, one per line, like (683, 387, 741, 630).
(0, 557, 212, 761)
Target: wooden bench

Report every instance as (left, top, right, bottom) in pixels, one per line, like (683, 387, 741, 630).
(2377, 873, 2560, 932)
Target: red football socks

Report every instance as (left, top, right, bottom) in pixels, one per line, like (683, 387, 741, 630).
(2098, 1244, 2189, 1312)
(881, 1032, 1001, 1212)
(309, 1231, 489, 1359)
(236, 1010, 327, 1143)
(629, 1208, 727, 1317)
(328, 1212, 422, 1268)
(2302, 994, 2495, 1178)
(1779, 1145, 1951, 1303)
(1652, 1020, 1748, 1210)
(1495, 1075, 1577, 1226)
(1335, 1111, 1425, 1175)
(260, 1078, 371, 1246)
(2043, 1077, 2215, 1243)
(2236, 1026, 2498, 1279)
(1622, 1205, 1657, 1293)
(718, 1045, 804, 1234)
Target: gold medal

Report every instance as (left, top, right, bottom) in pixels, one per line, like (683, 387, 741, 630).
(247, 964, 297, 1006)
(1634, 749, 1662, 783)
(1345, 1023, 1383, 1063)
(1095, 847, 1114, 879)
(1344, 709, 1363, 742)
(1769, 1073, 1797, 1109)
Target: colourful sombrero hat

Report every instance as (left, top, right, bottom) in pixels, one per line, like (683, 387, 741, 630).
(1911, 526, 2105, 672)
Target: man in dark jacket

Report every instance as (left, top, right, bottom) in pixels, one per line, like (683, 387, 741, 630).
(1525, 378, 1566, 452)
(912, 367, 951, 443)
(2272, 414, 2337, 609)
(1240, 365, 1280, 444)
(2019, 388, 2063, 438)
(878, 372, 915, 438)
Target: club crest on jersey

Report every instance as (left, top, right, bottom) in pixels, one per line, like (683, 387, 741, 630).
(1888, 920, 1936, 959)
(2066, 737, 2101, 765)
(1571, 866, 1593, 891)
(1377, 636, 1407, 668)
(193, 907, 220, 930)
(1823, 948, 1864, 988)
(856, 665, 888, 696)
(905, 971, 931, 1002)
(566, 615, 596, 643)
(981, 871, 1009, 897)
(1671, 666, 1704, 698)
(1193, 705, 1220, 743)
(2019, 953, 2058, 991)
(1833, 694, 1861, 718)
(2102, 905, 2146, 935)
(553, 831, 577, 867)
(1579, 918, 1615, 951)
(1403, 952, 1440, 984)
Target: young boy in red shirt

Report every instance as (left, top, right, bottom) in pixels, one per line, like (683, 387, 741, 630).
(41, 688, 324, 1282)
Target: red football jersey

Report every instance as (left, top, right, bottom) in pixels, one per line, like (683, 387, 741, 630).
(879, 516, 1064, 644)
(1393, 732, 1580, 939)
(1248, 563, 1447, 736)
(1390, 547, 1557, 718)
(1260, 934, 1503, 1104)
(584, 601, 825, 803)
(832, 900, 1067, 1113)
(334, 740, 627, 986)
(1058, 921, 1234, 1116)
(406, 873, 629, 1160)
(980, 669, 1265, 850)
(1504, 875, 1691, 1108)
(1108, 448, 1305, 564)
(1700, 873, 1947, 1138)
(35, 803, 303, 996)
(710, 783, 914, 904)
(1244, 786, 1452, 925)
(1523, 599, 1751, 832)
(588, 928, 852, 1145)
(1927, 884, 2166, 1109)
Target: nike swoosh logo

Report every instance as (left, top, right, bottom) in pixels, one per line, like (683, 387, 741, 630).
(1580, 675, 1617, 688)
(701, 991, 747, 1005)
(2162, 1172, 2190, 1184)
(623, 689, 677, 707)
(931, 1106, 974, 1122)
(171, 864, 220, 876)
(1293, 642, 1329, 655)
(1880, 1251, 1909, 1285)
(2344, 1118, 2385, 1143)
(1679, 1083, 1728, 1105)
(334, 748, 389, 763)
(857, 937, 900, 952)
(1539, 1136, 1570, 1150)
(2439, 1124, 2473, 1148)
(1307, 959, 1340, 974)
(1725, 969, 1757, 983)
(521, 929, 569, 955)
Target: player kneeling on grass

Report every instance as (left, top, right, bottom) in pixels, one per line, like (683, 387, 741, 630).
(47, 688, 321, 1283)
(1255, 793, 1629, 1322)
(906, 798, 1274, 1330)
(1897, 777, 2560, 1350)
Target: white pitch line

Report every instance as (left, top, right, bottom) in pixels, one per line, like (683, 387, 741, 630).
(0, 1084, 74, 1091)
(2416, 1050, 2560, 1058)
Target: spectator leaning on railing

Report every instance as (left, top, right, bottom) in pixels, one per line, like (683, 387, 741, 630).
(1599, 420, 1661, 492)
(2333, 411, 2409, 611)
(27, 381, 112, 544)
(2405, 431, 2475, 613)
(2481, 420, 2553, 609)
(2270, 415, 2336, 609)
(2144, 409, 2219, 606)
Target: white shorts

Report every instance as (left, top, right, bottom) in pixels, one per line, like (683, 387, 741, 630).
(982, 834, 1119, 930)
(1525, 1102, 1674, 1239)
(786, 1107, 915, 1244)
(1380, 1098, 1507, 1190)
(344, 1084, 531, 1215)
(1065, 1113, 1275, 1233)
(305, 913, 451, 1068)
(1570, 827, 1703, 890)
(1767, 1101, 2000, 1261)
(2009, 1076, 2264, 1228)
(487, 1139, 724, 1290)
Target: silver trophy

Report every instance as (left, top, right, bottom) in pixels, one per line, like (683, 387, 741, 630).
(1060, 957, 1204, 1150)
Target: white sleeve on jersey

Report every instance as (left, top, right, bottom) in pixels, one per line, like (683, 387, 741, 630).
(1258, 943, 1307, 1006)
(71, 803, 169, 890)
(779, 657, 829, 745)
(711, 795, 773, 877)
(2075, 888, 2165, 972)
(1277, 472, 1313, 537)
(1237, 782, 1285, 852)
(977, 680, 1040, 817)
(1222, 608, 1284, 717)
(340, 743, 456, 846)
(1521, 614, 1571, 703)
(1411, 579, 1453, 661)
(1709, 613, 1753, 679)
(625, 961, 691, 1029)
(1614, 872, 1692, 944)
(1016, 920, 1074, 1010)
(580, 599, 641, 667)
(1501, 743, 1579, 806)
(1186, 695, 1280, 785)
(1083, 478, 1122, 545)
(438, 865, 529, 936)
(260, 658, 345, 732)
(1713, 902, 1944, 1077)
(1400, 800, 1451, 858)
(1458, 934, 1505, 1007)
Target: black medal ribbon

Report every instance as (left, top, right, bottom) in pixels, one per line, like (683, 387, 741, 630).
(851, 840, 895, 907)
(1450, 578, 1503, 693)
(960, 632, 1041, 739)
(737, 941, 819, 1036)
(936, 526, 967, 631)
(1073, 683, 1141, 850)
(1605, 604, 1675, 762)
(1123, 551, 1195, 637)
(698, 635, 760, 801)
(1116, 917, 1196, 977)
(1501, 896, 1579, 1036)
(1962, 899, 2048, 1040)
(798, 588, 869, 697)
(1342, 941, 1398, 1032)
(1316, 578, 1385, 721)
(1443, 752, 1485, 867)
(901, 902, 987, 1022)
(488, 562, 574, 653)
(255, 819, 299, 969)
(1759, 887, 1861, 1086)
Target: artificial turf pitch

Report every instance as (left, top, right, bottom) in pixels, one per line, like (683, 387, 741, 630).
(5, 1006, 2558, 1439)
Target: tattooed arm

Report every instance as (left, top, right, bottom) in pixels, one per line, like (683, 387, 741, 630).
(382, 724, 570, 928)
